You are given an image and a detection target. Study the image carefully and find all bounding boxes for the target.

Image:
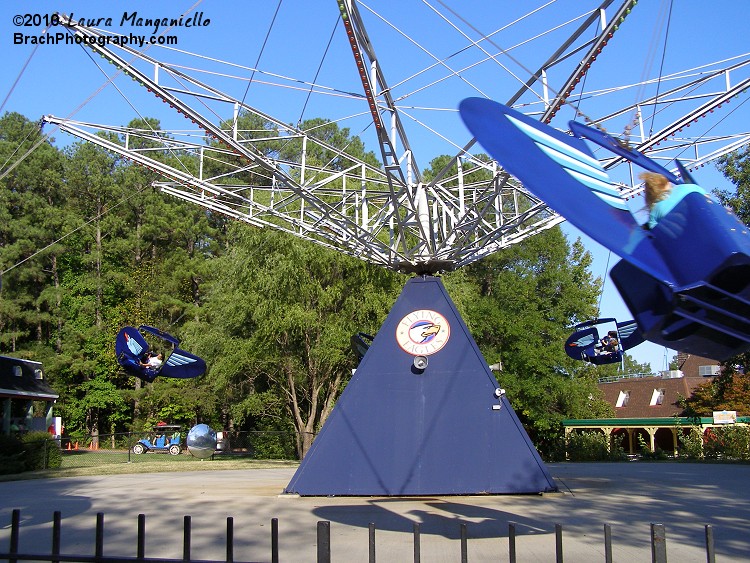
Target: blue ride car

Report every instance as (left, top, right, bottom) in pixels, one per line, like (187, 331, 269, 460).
(132, 425, 183, 456)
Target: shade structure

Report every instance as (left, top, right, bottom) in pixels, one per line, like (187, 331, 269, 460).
(285, 276, 557, 496)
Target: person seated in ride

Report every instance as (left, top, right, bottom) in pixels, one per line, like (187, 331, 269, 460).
(149, 353, 164, 368)
(140, 352, 163, 369)
(641, 172, 711, 230)
(596, 331, 619, 355)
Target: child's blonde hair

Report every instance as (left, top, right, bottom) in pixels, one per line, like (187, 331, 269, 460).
(640, 172, 671, 208)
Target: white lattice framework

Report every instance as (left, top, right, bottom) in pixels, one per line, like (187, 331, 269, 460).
(42, 0, 750, 273)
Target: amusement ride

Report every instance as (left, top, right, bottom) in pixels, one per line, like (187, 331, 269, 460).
(4, 0, 750, 493)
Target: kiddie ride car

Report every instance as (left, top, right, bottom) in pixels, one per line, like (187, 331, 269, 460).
(132, 425, 183, 456)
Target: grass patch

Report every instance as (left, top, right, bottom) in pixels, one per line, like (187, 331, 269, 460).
(0, 451, 299, 482)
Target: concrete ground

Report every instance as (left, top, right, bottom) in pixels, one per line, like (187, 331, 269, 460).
(1, 462, 749, 562)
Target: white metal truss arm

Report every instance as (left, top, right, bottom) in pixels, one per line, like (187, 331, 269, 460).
(538, 0, 639, 124)
(337, 0, 434, 259)
(41, 115, 404, 267)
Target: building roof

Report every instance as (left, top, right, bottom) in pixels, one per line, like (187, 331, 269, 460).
(0, 355, 58, 401)
(598, 375, 710, 418)
(676, 352, 722, 377)
(596, 354, 720, 418)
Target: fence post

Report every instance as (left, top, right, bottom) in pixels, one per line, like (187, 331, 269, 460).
(10, 508, 20, 563)
(52, 510, 61, 563)
(137, 513, 146, 560)
(508, 522, 516, 563)
(95, 512, 104, 560)
(460, 523, 468, 563)
(555, 523, 563, 563)
(317, 521, 331, 563)
(271, 518, 279, 563)
(705, 524, 715, 563)
(413, 522, 421, 563)
(603, 524, 613, 563)
(226, 516, 234, 563)
(650, 523, 667, 563)
(183, 515, 191, 561)
(369, 522, 376, 563)
(128, 432, 132, 463)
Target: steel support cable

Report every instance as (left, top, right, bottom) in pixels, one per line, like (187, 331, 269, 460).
(420, 1, 622, 207)
(0, 121, 41, 178)
(359, 0, 584, 103)
(0, 27, 48, 114)
(424, 0, 639, 198)
(231, 0, 283, 136)
(89, 40, 388, 200)
(264, 14, 357, 192)
(358, 0, 492, 99)
(0, 181, 154, 277)
(432, 0, 592, 110)
(297, 16, 340, 128)
(420, 0, 610, 105)
(147, 45, 368, 103)
(89, 20, 376, 198)
(0, 2, 205, 184)
(596, 250, 612, 318)
(54, 19, 293, 193)
(668, 94, 750, 167)
(568, 11, 602, 130)
(612, 3, 669, 141)
(646, 0, 674, 139)
(74, 43, 198, 178)
(390, 0, 559, 97)
(1, 2, 207, 273)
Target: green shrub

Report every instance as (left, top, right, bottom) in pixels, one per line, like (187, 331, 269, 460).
(636, 434, 668, 460)
(251, 432, 297, 459)
(708, 426, 750, 461)
(0, 434, 25, 475)
(0, 433, 23, 456)
(21, 431, 62, 470)
(678, 427, 704, 459)
(566, 431, 625, 461)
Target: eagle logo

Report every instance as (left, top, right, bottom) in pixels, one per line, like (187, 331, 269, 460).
(396, 310, 450, 355)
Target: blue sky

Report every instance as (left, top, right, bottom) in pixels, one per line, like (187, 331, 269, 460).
(2, 0, 749, 372)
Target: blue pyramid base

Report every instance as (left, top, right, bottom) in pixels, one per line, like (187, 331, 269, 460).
(285, 276, 557, 495)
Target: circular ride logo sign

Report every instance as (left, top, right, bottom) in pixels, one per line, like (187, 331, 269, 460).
(395, 309, 450, 356)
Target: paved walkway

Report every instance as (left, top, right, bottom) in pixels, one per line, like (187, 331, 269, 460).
(1, 462, 749, 561)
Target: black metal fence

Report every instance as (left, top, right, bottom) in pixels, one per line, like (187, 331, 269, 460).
(1, 508, 717, 563)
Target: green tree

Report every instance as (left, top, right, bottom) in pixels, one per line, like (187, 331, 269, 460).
(682, 367, 750, 417)
(184, 226, 405, 458)
(445, 227, 613, 457)
(0, 112, 66, 354)
(716, 146, 750, 224)
(713, 146, 750, 387)
(594, 352, 653, 380)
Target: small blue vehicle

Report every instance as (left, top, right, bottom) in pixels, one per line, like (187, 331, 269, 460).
(132, 425, 183, 456)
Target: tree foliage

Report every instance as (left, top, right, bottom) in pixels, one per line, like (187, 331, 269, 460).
(1, 110, 668, 460)
(716, 146, 750, 224)
(443, 227, 614, 456)
(182, 226, 405, 457)
(675, 147, 750, 418)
